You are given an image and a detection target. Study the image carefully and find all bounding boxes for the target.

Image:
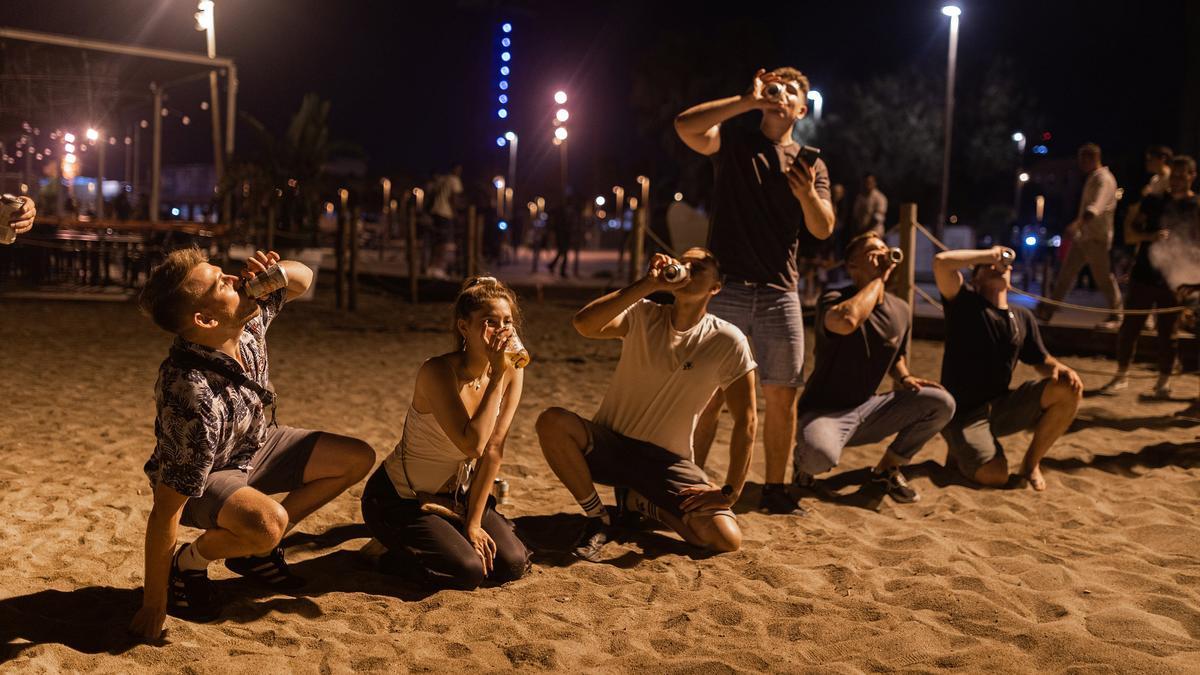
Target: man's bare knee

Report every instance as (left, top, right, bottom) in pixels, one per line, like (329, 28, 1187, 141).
(1042, 378, 1082, 408)
(221, 493, 289, 550)
(688, 513, 742, 553)
(536, 407, 584, 453)
(973, 457, 1009, 487)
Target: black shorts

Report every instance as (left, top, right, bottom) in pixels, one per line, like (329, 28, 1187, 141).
(181, 426, 321, 530)
(581, 419, 734, 521)
(942, 379, 1049, 477)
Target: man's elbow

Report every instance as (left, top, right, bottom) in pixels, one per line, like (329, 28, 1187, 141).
(823, 312, 855, 336)
(570, 313, 594, 338)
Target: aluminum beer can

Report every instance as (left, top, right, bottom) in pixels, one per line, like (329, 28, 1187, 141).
(662, 262, 690, 283)
(242, 263, 288, 299)
(0, 194, 25, 245)
(887, 247, 905, 264)
(492, 478, 510, 505)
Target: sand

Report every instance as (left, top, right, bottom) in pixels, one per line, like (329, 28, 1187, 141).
(1, 290, 1199, 673)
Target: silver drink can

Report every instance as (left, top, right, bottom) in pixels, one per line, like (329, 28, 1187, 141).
(0, 194, 25, 245)
(492, 478, 510, 505)
(887, 247, 905, 264)
(242, 263, 288, 298)
(999, 248, 1016, 269)
(662, 262, 689, 283)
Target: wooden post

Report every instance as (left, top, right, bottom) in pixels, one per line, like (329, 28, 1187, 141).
(897, 203, 918, 356)
(349, 207, 359, 311)
(631, 176, 649, 282)
(466, 204, 477, 278)
(408, 189, 422, 303)
(335, 188, 348, 309)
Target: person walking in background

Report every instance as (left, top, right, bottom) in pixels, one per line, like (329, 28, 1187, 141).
(1038, 143, 1122, 327)
(851, 173, 887, 236)
(674, 66, 835, 515)
(427, 165, 464, 278)
(1101, 155, 1199, 398)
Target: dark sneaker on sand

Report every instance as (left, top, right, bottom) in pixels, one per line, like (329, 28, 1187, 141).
(225, 546, 306, 590)
(572, 517, 611, 562)
(871, 467, 920, 504)
(167, 548, 221, 623)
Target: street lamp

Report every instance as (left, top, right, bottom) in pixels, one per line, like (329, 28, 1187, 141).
(504, 131, 517, 208)
(806, 89, 823, 122)
(195, 0, 225, 218)
(553, 91, 569, 198)
(937, 3, 961, 238)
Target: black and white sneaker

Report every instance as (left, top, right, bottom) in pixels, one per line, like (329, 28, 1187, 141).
(572, 517, 611, 562)
(167, 547, 221, 623)
(225, 546, 306, 591)
(871, 467, 920, 504)
(759, 483, 806, 515)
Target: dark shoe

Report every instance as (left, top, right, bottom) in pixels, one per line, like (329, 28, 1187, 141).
(612, 486, 643, 527)
(167, 548, 221, 622)
(572, 517, 611, 562)
(871, 467, 920, 504)
(225, 546, 306, 590)
(759, 483, 807, 515)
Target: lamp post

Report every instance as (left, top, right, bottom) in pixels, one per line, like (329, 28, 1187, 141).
(937, 3, 962, 238)
(503, 132, 517, 206)
(632, 175, 649, 282)
(194, 1, 224, 201)
(553, 91, 569, 199)
(806, 89, 823, 122)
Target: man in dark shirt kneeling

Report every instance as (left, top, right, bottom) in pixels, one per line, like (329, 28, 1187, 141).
(793, 233, 955, 505)
(933, 247, 1083, 491)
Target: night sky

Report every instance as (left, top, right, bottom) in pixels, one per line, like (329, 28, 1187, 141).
(1, 0, 1193, 202)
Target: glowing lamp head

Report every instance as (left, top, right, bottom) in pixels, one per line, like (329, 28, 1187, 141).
(554, 127, 568, 141)
(942, 4, 961, 17)
(505, 131, 517, 141)
(554, 91, 568, 105)
(556, 109, 570, 123)
(85, 128, 99, 142)
(1024, 235, 1037, 246)
(595, 196, 606, 206)
(1018, 172, 1030, 183)
(1012, 131, 1025, 143)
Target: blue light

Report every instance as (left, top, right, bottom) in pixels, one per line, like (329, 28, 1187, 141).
(1032, 144, 1048, 155)
(498, 94, 508, 104)
(502, 37, 511, 47)
(1024, 235, 1038, 246)
(1050, 235, 1062, 247)
(502, 22, 512, 33)
(496, 136, 507, 147)
(499, 80, 508, 90)
(501, 51, 511, 62)
(497, 108, 508, 119)
(170, 207, 181, 217)
(500, 66, 509, 76)
(498, 220, 508, 231)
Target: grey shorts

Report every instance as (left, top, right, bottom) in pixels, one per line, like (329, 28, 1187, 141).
(706, 282, 804, 387)
(580, 418, 734, 521)
(941, 379, 1049, 478)
(181, 426, 322, 530)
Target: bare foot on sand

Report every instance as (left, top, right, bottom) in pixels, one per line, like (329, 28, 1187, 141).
(1021, 463, 1046, 491)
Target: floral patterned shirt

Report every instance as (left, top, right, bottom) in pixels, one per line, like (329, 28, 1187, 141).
(144, 288, 287, 497)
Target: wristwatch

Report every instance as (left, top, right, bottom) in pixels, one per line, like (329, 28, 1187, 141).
(721, 484, 734, 497)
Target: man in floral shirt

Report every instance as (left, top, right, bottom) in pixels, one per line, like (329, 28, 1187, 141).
(129, 248, 374, 641)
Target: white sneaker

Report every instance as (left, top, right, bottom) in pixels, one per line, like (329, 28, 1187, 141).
(1098, 377, 1129, 395)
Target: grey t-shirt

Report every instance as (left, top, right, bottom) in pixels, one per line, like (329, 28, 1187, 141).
(798, 287, 910, 412)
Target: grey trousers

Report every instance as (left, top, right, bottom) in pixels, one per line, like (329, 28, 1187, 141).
(1049, 238, 1121, 312)
(794, 387, 956, 475)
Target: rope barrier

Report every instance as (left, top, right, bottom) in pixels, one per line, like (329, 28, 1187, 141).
(913, 285, 943, 312)
(910, 221, 1188, 317)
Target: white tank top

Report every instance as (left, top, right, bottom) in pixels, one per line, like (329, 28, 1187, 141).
(383, 404, 473, 499)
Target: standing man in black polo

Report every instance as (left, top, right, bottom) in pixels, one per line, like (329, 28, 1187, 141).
(675, 67, 835, 514)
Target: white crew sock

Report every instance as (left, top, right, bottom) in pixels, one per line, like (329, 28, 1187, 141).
(577, 491, 610, 524)
(623, 489, 662, 522)
(176, 542, 212, 571)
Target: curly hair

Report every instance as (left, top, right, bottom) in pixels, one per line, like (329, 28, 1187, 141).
(452, 276, 523, 350)
(769, 66, 810, 96)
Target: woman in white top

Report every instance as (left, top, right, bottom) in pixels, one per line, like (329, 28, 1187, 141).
(361, 277, 529, 590)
